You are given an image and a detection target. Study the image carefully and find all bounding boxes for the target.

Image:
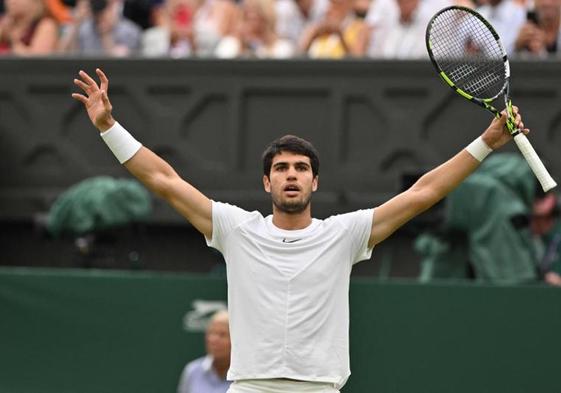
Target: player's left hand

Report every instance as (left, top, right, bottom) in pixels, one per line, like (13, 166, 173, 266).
(481, 105, 529, 150)
(72, 68, 115, 132)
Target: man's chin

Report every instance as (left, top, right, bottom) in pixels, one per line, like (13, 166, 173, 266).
(274, 200, 309, 214)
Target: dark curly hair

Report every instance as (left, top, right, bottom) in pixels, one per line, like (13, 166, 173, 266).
(262, 135, 320, 178)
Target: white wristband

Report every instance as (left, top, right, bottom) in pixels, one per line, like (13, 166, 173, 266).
(465, 136, 492, 162)
(100, 122, 142, 164)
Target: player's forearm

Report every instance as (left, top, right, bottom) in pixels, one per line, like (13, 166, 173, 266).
(411, 149, 481, 209)
(123, 147, 180, 198)
(369, 141, 487, 246)
(100, 121, 178, 198)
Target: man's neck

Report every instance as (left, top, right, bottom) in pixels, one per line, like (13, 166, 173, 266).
(212, 358, 229, 379)
(272, 208, 313, 230)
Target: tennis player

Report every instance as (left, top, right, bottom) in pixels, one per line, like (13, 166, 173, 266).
(73, 68, 528, 393)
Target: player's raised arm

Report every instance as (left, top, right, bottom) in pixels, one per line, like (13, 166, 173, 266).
(72, 68, 212, 239)
(368, 107, 527, 248)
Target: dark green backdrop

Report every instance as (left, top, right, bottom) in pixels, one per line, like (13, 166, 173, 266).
(1, 267, 559, 393)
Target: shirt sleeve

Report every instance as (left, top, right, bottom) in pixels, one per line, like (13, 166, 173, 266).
(333, 208, 375, 264)
(176, 363, 191, 393)
(206, 201, 255, 253)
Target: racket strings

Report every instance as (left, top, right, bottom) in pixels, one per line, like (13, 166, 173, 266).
(428, 8, 506, 99)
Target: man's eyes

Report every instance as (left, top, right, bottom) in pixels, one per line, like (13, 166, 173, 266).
(273, 164, 310, 171)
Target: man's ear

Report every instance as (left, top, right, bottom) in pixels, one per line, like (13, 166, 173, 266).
(263, 175, 271, 193)
(312, 175, 319, 192)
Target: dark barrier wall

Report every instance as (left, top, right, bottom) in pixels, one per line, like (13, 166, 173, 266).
(1, 267, 560, 393)
(2, 59, 561, 223)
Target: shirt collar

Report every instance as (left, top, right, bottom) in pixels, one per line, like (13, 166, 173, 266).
(201, 355, 214, 373)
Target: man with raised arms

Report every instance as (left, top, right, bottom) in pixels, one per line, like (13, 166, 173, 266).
(73, 68, 528, 393)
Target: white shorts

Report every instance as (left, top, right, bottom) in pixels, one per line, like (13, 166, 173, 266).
(227, 379, 340, 393)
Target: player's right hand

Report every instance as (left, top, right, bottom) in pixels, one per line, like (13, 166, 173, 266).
(482, 106, 528, 150)
(72, 68, 115, 132)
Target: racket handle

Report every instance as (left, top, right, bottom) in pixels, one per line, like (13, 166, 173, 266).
(513, 133, 557, 192)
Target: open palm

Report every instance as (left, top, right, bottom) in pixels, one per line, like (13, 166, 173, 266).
(72, 68, 114, 131)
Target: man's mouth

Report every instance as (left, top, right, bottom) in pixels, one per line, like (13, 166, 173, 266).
(283, 184, 300, 195)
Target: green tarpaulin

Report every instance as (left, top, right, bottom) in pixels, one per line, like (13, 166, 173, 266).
(47, 176, 152, 237)
(416, 153, 538, 284)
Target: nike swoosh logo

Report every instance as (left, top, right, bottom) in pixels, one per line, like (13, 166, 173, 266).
(282, 238, 301, 243)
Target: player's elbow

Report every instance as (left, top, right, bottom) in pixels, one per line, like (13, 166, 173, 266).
(144, 172, 178, 200)
(409, 187, 442, 215)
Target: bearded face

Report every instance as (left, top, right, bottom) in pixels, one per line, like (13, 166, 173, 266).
(263, 152, 318, 215)
(271, 182, 313, 214)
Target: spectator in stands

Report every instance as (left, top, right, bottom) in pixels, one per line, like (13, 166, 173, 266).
(365, 0, 471, 35)
(144, 0, 238, 57)
(477, 0, 526, 55)
(299, 0, 371, 58)
(123, 0, 162, 30)
(514, 0, 561, 57)
(531, 191, 561, 286)
(58, 0, 141, 56)
(367, 0, 434, 58)
(190, 0, 239, 56)
(275, 0, 328, 45)
(177, 310, 231, 393)
(0, 0, 59, 55)
(141, 0, 195, 57)
(214, 0, 294, 58)
(44, 0, 73, 24)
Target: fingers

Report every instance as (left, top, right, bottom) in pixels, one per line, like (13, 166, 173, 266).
(96, 68, 109, 93)
(78, 70, 98, 89)
(73, 68, 108, 104)
(497, 110, 508, 126)
(71, 93, 88, 104)
(514, 113, 524, 130)
(510, 105, 530, 134)
(73, 70, 100, 98)
(101, 90, 111, 110)
(73, 78, 89, 93)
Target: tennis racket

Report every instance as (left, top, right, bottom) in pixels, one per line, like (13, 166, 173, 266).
(426, 6, 557, 192)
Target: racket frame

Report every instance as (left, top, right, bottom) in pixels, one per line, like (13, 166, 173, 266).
(425, 5, 557, 191)
(426, 6, 517, 132)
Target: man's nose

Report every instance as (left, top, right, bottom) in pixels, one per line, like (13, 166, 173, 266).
(286, 167, 297, 178)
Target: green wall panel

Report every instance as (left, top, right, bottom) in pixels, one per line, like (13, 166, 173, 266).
(1, 268, 559, 393)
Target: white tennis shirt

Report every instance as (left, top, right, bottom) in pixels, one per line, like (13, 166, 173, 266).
(206, 202, 374, 389)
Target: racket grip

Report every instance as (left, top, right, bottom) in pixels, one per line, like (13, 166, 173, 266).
(513, 133, 557, 192)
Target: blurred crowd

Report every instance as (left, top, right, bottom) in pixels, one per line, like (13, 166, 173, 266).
(0, 0, 559, 58)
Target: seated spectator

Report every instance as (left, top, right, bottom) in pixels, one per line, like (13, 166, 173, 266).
(191, 0, 239, 56)
(145, 0, 238, 57)
(141, 0, 195, 57)
(367, 0, 435, 59)
(275, 0, 328, 46)
(177, 310, 231, 393)
(514, 0, 561, 57)
(365, 0, 472, 33)
(58, 0, 141, 56)
(0, 0, 59, 56)
(44, 0, 73, 24)
(299, 0, 371, 58)
(531, 191, 561, 286)
(214, 0, 294, 58)
(477, 0, 526, 55)
(123, 0, 162, 30)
